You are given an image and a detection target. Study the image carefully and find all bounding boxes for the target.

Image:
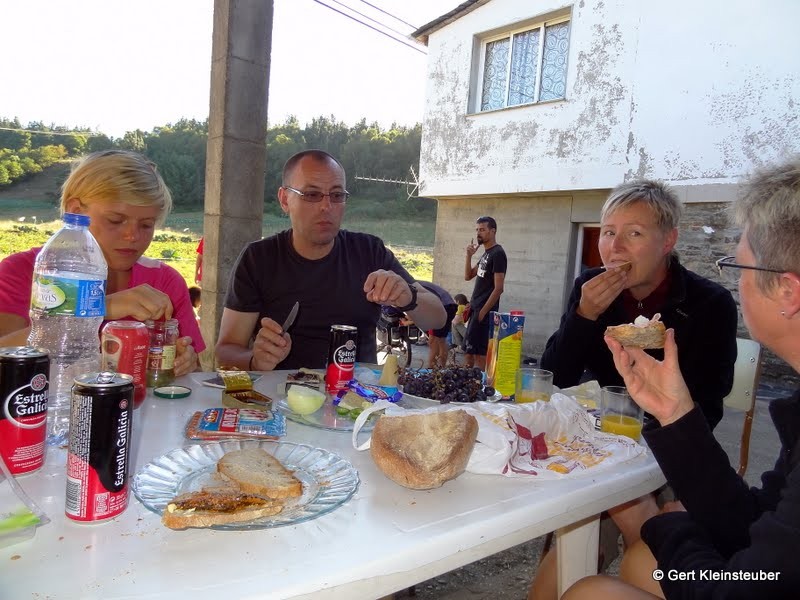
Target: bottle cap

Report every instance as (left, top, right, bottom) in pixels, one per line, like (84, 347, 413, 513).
(154, 385, 192, 399)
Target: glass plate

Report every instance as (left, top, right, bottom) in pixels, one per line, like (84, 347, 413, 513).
(132, 440, 359, 530)
(277, 399, 380, 432)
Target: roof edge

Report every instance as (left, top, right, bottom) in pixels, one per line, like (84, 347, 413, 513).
(412, 0, 492, 45)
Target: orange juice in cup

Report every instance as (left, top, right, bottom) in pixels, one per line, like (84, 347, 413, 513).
(599, 386, 643, 441)
(600, 413, 643, 440)
(514, 368, 553, 403)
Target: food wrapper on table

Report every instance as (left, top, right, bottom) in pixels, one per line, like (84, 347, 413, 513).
(185, 407, 286, 440)
(559, 380, 602, 429)
(351, 393, 645, 480)
(333, 361, 402, 410)
(216, 369, 274, 409)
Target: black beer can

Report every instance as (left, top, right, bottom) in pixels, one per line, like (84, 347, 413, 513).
(66, 372, 134, 523)
(325, 325, 358, 393)
(0, 346, 49, 476)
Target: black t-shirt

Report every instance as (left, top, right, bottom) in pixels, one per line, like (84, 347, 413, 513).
(470, 244, 507, 312)
(225, 229, 414, 369)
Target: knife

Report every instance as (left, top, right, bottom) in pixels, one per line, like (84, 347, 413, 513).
(280, 301, 300, 334)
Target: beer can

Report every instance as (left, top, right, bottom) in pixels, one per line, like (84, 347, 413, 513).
(0, 347, 49, 476)
(66, 372, 134, 523)
(101, 320, 148, 408)
(325, 325, 358, 393)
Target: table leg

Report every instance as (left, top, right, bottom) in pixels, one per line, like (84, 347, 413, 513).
(556, 514, 600, 596)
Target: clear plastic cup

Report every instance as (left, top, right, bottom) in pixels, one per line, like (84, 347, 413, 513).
(599, 385, 644, 441)
(514, 368, 553, 403)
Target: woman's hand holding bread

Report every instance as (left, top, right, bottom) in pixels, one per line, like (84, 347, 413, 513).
(604, 328, 694, 426)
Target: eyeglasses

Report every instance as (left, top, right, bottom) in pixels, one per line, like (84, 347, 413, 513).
(715, 255, 785, 283)
(282, 185, 349, 204)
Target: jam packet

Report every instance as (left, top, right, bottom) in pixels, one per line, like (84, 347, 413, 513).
(217, 369, 274, 409)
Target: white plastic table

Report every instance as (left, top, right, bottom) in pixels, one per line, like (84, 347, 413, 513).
(2, 371, 665, 599)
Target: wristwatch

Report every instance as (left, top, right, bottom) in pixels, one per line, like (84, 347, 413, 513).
(395, 283, 419, 312)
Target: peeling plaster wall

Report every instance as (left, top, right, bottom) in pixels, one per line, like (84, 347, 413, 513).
(419, 0, 800, 196)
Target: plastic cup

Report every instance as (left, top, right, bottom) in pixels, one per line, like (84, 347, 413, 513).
(514, 368, 553, 403)
(599, 386, 643, 441)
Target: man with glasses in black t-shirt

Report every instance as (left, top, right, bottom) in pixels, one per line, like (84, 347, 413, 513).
(464, 216, 507, 369)
(215, 149, 446, 371)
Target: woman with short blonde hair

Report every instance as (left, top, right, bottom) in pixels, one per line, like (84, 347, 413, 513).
(0, 149, 203, 375)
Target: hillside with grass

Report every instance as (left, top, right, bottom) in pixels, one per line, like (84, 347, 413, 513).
(0, 164, 435, 283)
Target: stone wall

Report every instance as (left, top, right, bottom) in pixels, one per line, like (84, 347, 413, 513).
(677, 202, 796, 387)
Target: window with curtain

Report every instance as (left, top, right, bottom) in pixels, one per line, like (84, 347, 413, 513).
(479, 19, 570, 112)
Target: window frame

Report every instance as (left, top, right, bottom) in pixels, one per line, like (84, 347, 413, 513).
(474, 14, 571, 113)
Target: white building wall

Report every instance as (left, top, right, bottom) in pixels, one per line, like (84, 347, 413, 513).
(419, 0, 800, 197)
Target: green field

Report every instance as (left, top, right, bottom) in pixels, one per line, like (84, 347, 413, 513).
(0, 205, 435, 284)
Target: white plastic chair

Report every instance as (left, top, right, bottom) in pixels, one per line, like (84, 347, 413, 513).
(723, 337, 763, 477)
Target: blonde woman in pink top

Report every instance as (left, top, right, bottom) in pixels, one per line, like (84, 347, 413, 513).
(0, 150, 203, 375)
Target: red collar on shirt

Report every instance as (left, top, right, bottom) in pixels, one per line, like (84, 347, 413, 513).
(621, 270, 672, 321)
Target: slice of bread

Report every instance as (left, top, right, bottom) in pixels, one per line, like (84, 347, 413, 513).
(605, 320, 666, 349)
(162, 488, 284, 530)
(604, 261, 632, 272)
(217, 448, 303, 499)
(370, 409, 478, 490)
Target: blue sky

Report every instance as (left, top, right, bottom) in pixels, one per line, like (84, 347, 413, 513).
(2, 0, 458, 137)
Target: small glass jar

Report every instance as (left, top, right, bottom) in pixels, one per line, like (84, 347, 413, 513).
(145, 319, 179, 388)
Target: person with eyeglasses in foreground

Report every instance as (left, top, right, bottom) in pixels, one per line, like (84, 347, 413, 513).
(0, 150, 203, 375)
(531, 180, 738, 600)
(562, 159, 800, 599)
(215, 149, 446, 371)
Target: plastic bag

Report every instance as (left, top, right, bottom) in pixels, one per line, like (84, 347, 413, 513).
(352, 394, 646, 479)
(0, 454, 50, 548)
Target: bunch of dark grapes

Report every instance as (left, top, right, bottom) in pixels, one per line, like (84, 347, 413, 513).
(398, 366, 489, 403)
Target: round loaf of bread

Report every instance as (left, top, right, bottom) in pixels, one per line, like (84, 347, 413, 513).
(370, 409, 478, 490)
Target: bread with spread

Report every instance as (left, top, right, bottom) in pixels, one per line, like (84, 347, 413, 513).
(370, 409, 478, 490)
(162, 488, 284, 529)
(605, 314, 666, 349)
(162, 447, 302, 529)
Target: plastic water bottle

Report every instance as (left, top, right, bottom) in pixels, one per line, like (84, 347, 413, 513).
(28, 213, 107, 446)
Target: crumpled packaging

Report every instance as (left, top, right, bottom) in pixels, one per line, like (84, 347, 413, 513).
(351, 393, 645, 479)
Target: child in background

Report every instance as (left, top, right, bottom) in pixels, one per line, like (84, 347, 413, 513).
(189, 286, 201, 321)
(451, 294, 468, 352)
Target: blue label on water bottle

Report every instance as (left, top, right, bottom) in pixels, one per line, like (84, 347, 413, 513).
(31, 275, 106, 317)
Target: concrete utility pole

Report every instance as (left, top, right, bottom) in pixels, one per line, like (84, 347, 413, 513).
(200, 0, 273, 369)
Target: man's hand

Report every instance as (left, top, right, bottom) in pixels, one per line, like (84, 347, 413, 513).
(576, 268, 627, 321)
(251, 317, 292, 371)
(364, 270, 413, 307)
(466, 239, 478, 257)
(173, 336, 198, 376)
(106, 284, 173, 321)
(604, 329, 694, 426)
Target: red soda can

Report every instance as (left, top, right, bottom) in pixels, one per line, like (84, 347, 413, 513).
(0, 347, 49, 476)
(101, 321, 148, 409)
(66, 372, 133, 523)
(325, 325, 358, 393)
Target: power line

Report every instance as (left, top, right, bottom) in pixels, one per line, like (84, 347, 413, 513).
(326, 0, 410, 40)
(355, 0, 418, 30)
(0, 126, 105, 137)
(309, 0, 426, 55)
